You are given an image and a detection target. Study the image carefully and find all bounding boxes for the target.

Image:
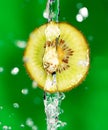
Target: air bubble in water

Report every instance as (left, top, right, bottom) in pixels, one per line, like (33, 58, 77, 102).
(11, 67, 19, 75)
(21, 88, 29, 95)
(13, 102, 19, 108)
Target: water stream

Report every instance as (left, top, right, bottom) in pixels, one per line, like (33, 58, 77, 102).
(43, 0, 60, 22)
(44, 92, 66, 130)
(43, 0, 66, 130)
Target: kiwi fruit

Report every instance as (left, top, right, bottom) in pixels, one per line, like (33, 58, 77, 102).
(24, 22, 89, 93)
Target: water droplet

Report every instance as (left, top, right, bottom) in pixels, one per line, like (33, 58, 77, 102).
(16, 40, 26, 49)
(13, 103, 19, 108)
(79, 7, 89, 18)
(78, 60, 89, 67)
(8, 126, 12, 130)
(43, 0, 49, 19)
(21, 88, 29, 95)
(76, 14, 83, 22)
(59, 93, 65, 100)
(32, 81, 37, 89)
(43, 10, 49, 19)
(26, 118, 34, 127)
(0, 122, 2, 125)
(3, 125, 8, 130)
(20, 124, 25, 128)
(11, 67, 19, 75)
(23, 56, 29, 63)
(57, 120, 67, 128)
(0, 67, 4, 73)
(32, 125, 38, 130)
(0, 106, 3, 110)
(76, 7, 89, 22)
(2, 125, 12, 130)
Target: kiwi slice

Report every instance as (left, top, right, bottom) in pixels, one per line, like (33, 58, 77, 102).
(24, 22, 89, 93)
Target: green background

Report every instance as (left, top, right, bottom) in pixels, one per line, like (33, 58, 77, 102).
(0, 0, 108, 130)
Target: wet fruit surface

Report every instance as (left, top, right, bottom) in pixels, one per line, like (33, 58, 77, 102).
(24, 22, 89, 92)
(0, 0, 108, 129)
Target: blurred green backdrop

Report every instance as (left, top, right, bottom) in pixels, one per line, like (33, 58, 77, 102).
(0, 0, 108, 130)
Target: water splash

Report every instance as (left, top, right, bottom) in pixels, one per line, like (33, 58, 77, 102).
(15, 40, 26, 49)
(13, 102, 20, 109)
(2, 125, 12, 130)
(21, 88, 29, 95)
(43, 0, 66, 129)
(44, 92, 66, 130)
(43, 0, 60, 22)
(26, 118, 34, 127)
(11, 67, 19, 75)
(76, 6, 89, 22)
(25, 118, 38, 130)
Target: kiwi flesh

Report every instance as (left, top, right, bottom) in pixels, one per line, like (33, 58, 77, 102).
(24, 22, 89, 93)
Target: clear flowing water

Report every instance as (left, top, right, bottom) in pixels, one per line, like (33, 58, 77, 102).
(0, 0, 92, 129)
(43, 0, 66, 130)
(43, 0, 60, 22)
(44, 92, 66, 130)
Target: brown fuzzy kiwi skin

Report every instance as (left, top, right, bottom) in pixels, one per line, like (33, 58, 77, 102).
(24, 22, 90, 93)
